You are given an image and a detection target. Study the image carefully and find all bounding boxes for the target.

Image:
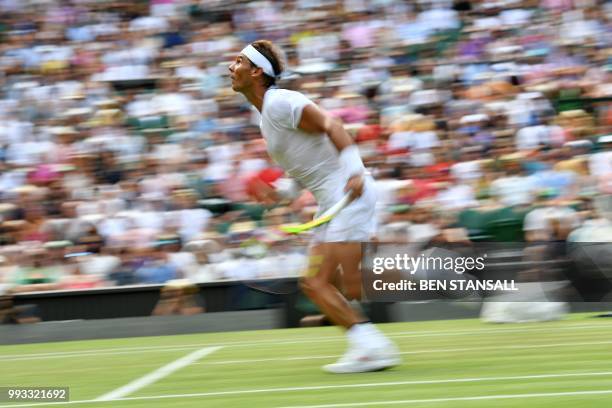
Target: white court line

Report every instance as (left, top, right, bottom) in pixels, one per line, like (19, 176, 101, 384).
(0, 344, 217, 361)
(278, 389, 612, 408)
(199, 340, 612, 365)
(1, 323, 610, 361)
(1, 371, 612, 407)
(6, 339, 610, 378)
(94, 346, 221, 401)
(0, 346, 212, 362)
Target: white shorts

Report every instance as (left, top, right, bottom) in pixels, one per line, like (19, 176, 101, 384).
(312, 175, 377, 243)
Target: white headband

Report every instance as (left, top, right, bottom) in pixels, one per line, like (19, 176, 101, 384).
(241, 44, 276, 78)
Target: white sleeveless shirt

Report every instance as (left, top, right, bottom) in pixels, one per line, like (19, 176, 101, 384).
(259, 88, 345, 211)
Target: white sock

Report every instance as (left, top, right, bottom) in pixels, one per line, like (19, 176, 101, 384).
(347, 322, 388, 349)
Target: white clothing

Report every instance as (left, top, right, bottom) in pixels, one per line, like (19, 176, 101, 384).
(451, 160, 482, 182)
(568, 219, 612, 242)
(206, 143, 242, 164)
(260, 88, 344, 211)
(523, 206, 580, 236)
(490, 176, 535, 206)
(259, 88, 377, 242)
(589, 151, 612, 177)
(437, 184, 478, 210)
(515, 125, 564, 151)
(500, 9, 533, 26)
(418, 8, 460, 31)
(312, 175, 378, 242)
(297, 33, 340, 64)
(168, 252, 197, 278)
(78, 255, 120, 276)
(176, 209, 212, 243)
(409, 151, 435, 167)
(152, 93, 194, 117)
(239, 158, 268, 175)
(129, 16, 168, 32)
(388, 130, 439, 151)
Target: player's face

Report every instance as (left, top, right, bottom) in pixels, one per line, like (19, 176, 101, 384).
(228, 54, 254, 92)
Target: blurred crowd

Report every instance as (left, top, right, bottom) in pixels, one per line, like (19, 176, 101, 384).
(0, 0, 611, 294)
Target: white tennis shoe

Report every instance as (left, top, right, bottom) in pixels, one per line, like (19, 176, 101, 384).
(323, 343, 401, 374)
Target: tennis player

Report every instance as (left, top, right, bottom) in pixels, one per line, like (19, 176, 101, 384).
(229, 40, 400, 373)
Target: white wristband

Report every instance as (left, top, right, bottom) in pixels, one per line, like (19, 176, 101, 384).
(339, 144, 365, 177)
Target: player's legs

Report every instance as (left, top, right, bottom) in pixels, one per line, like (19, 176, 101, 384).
(301, 241, 400, 373)
(300, 242, 364, 328)
(336, 242, 363, 301)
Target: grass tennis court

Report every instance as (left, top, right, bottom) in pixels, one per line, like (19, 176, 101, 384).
(1, 313, 612, 407)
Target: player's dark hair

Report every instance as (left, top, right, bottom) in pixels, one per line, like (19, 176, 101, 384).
(251, 40, 284, 88)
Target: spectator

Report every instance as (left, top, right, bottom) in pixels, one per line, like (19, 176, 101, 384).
(9, 248, 63, 293)
(135, 247, 178, 284)
(0, 0, 609, 294)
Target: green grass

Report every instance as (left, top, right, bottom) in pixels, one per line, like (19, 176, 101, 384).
(1, 313, 612, 407)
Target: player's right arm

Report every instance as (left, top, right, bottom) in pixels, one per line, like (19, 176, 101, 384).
(298, 104, 365, 199)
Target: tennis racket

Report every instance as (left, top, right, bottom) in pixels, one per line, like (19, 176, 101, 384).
(279, 193, 353, 234)
(242, 193, 353, 296)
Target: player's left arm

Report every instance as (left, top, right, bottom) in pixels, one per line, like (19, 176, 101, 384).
(298, 104, 365, 198)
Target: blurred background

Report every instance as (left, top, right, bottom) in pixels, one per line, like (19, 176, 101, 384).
(0, 0, 611, 328)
